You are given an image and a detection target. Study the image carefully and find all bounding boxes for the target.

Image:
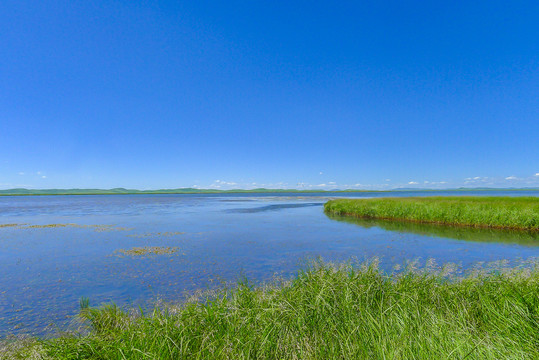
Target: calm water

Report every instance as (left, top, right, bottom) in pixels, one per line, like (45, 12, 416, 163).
(1, 191, 538, 336)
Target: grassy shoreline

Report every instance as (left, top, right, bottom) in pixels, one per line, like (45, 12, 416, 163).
(324, 196, 539, 231)
(3, 260, 539, 359)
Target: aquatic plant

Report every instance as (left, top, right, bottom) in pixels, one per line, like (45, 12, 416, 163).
(126, 231, 185, 238)
(113, 246, 180, 257)
(0, 223, 133, 231)
(325, 196, 539, 230)
(0, 224, 24, 228)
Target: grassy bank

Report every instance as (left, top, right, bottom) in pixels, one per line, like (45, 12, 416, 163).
(324, 196, 539, 231)
(4, 260, 539, 359)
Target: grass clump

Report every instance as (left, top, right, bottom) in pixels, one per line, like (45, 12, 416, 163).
(8, 260, 539, 359)
(325, 196, 539, 231)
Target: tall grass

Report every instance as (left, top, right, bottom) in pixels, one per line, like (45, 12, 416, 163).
(5, 260, 539, 359)
(324, 196, 539, 230)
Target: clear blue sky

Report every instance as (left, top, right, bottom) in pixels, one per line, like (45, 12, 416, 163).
(1, 1, 538, 190)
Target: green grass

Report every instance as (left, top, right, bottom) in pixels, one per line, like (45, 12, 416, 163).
(4, 260, 539, 359)
(324, 196, 539, 231)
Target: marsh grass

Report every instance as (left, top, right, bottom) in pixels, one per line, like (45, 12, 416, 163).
(5, 259, 539, 359)
(325, 196, 539, 231)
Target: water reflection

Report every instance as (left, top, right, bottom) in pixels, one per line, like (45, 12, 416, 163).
(326, 214, 539, 246)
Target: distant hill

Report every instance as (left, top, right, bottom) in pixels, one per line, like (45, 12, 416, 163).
(0, 187, 537, 196)
(391, 187, 539, 192)
(0, 188, 337, 195)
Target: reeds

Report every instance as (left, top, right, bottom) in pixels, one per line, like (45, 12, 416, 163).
(324, 196, 539, 230)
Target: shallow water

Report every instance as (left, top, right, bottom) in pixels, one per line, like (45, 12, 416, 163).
(0, 191, 538, 336)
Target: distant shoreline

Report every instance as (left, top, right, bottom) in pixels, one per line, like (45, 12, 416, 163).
(0, 188, 537, 196)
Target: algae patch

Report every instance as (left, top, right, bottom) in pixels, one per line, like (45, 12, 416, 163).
(113, 246, 180, 257)
(127, 231, 185, 238)
(25, 224, 78, 229)
(0, 224, 26, 228)
(1, 223, 133, 231)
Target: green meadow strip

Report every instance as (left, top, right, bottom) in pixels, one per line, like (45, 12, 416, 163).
(324, 196, 539, 231)
(3, 260, 539, 359)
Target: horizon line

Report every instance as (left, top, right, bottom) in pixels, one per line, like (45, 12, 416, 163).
(1, 187, 538, 196)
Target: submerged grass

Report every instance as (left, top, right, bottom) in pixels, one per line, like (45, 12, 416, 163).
(113, 246, 180, 257)
(0, 224, 24, 228)
(324, 196, 539, 231)
(126, 231, 185, 238)
(4, 260, 539, 359)
(0, 224, 132, 231)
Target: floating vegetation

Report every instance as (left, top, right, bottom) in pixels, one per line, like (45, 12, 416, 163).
(113, 246, 180, 257)
(127, 231, 184, 238)
(25, 223, 78, 229)
(0, 223, 26, 228)
(89, 225, 133, 232)
(1, 223, 133, 231)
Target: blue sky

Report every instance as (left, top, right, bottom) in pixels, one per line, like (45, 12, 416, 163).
(1, 1, 538, 190)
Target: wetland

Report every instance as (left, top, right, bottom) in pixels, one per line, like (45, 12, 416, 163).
(1, 190, 538, 338)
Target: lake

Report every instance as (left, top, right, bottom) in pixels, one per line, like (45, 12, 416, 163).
(1, 191, 538, 336)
